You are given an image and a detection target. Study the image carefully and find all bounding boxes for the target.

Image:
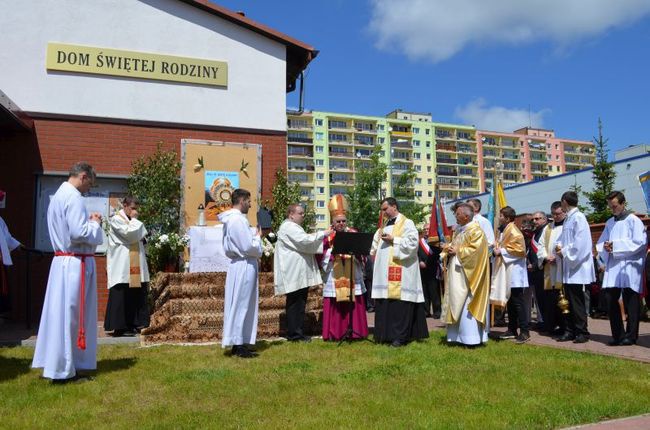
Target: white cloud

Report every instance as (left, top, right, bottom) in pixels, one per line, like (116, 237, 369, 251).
(368, 0, 650, 63)
(454, 98, 550, 132)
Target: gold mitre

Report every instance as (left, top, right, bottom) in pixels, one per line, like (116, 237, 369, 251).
(328, 194, 349, 218)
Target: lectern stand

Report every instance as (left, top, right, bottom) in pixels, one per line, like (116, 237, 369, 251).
(331, 231, 374, 345)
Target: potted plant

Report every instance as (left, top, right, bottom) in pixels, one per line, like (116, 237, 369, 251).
(148, 232, 190, 272)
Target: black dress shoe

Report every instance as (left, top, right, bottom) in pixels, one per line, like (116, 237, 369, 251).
(232, 346, 256, 358)
(390, 340, 407, 348)
(607, 339, 621, 346)
(572, 335, 589, 344)
(620, 338, 635, 346)
(51, 374, 94, 384)
(289, 336, 312, 343)
(556, 333, 575, 342)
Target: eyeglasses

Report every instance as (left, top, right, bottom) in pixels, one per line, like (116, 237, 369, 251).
(532, 217, 544, 220)
(334, 220, 347, 223)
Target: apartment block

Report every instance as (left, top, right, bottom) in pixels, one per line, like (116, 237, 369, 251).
(287, 110, 594, 228)
(477, 128, 595, 192)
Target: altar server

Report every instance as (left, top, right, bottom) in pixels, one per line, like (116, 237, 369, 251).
(219, 189, 262, 358)
(555, 191, 594, 344)
(596, 191, 647, 346)
(32, 162, 104, 383)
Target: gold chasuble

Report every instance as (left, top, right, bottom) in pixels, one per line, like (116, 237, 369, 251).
(444, 221, 490, 325)
(490, 222, 526, 307)
(387, 216, 407, 299)
(118, 212, 142, 288)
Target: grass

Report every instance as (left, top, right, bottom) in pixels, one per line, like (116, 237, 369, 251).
(1, 331, 649, 429)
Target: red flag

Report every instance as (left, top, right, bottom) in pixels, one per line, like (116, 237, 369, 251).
(427, 192, 440, 242)
(438, 199, 451, 242)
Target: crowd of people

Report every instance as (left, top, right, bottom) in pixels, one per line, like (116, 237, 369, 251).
(1, 162, 647, 382)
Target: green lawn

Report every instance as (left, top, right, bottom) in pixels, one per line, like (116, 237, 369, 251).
(1, 332, 649, 429)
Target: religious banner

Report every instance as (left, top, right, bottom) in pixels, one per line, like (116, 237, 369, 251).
(204, 171, 239, 221)
(639, 170, 650, 214)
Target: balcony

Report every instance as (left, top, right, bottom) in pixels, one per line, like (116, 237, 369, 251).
(287, 164, 315, 172)
(287, 149, 313, 158)
(436, 144, 457, 152)
(329, 139, 353, 146)
(353, 138, 375, 146)
(437, 170, 458, 177)
(438, 183, 459, 190)
(435, 131, 454, 139)
(391, 140, 413, 149)
(287, 121, 312, 130)
(436, 157, 457, 165)
(329, 150, 354, 158)
(457, 132, 473, 141)
(287, 137, 313, 144)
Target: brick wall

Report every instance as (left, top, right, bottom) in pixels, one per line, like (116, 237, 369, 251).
(0, 117, 287, 324)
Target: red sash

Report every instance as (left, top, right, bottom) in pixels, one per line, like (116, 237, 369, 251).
(54, 251, 94, 350)
(419, 238, 431, 256)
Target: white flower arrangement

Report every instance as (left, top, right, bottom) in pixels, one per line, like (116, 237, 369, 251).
(150, 232, 189, 254)
(261, 237, 275, 258)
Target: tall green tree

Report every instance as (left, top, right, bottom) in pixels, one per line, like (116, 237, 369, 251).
(127, 143, 182, 236)
(584, 118, 616, 223)
(347, 146, 387, 233)
(392, 166, 428, 226)
(268, 168, 316, 232)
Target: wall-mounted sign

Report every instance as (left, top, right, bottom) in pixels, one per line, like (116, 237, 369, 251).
(46, 42, 228, 87)
(205, 170, 239, 221)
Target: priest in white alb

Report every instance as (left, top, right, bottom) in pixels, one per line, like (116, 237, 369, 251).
(32, 162, 104, 383)
(596, 191, 647, 346)
(371, 197, 428, 347)
(104, 196, 150, 337)
(218, 189, 262, 358)
(442, 203, 490, 346)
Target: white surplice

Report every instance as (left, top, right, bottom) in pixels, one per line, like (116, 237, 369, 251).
(219, 209, 262, 347)
(0, 215, 21, 266)
(558, 208, 595, 285)
(498, 232, 529, 290)
(370, 214, 424, 303)
(474, 213, 495, 247)
(596, 213, 647, 293)
(32, 182, 103, 379)
(273, 220, 324, 296)
(106, 209, 149, 288)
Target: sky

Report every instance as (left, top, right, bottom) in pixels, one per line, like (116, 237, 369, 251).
(217, 0, 650, 154)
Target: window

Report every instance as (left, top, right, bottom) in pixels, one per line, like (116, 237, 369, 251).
(316, 173, 324, 180)
(315, 159, 324, 166)
(413, 140, 420, 146)
(316, 214, 325, 221)
(426, 141, 431, 147)
(415, 191, 422, 197)
(428, 191, 433, 197)
(555, 144, 559, 150)
(414, 165, 422, 172)
(427, 178, 432, 185)
(413, 127, 420, 134)
(315, 132, 324, 141)
(415, 178, 422, 184)
(315, 119, 323, 126)
(377, 124, 385, 131)
(317, 200, 325, 208)
(414, 153, 421, 159)
(556, 155, 560, 160)
(426, 154, 431, 160)
(328, 120, 347, 129)
(425, 129, 430, 135)
(379, 137, 385, 144)
(317, 187, 324, 194)
(315, 146, 323, 153)
(427, 166, 432, 172)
